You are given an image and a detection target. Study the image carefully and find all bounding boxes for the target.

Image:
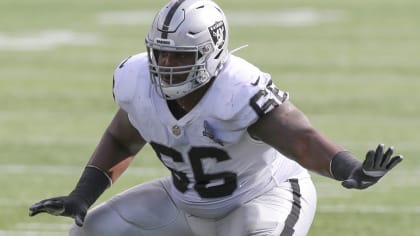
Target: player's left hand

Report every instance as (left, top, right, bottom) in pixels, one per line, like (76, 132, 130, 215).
(29, 195, 88, 226)
(342, 144, 403, 189)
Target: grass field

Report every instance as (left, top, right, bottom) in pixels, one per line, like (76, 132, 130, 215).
(1, 0, 419, 235)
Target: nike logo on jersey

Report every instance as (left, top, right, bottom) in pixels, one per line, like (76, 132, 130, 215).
(203, 120, 224, 146)
(250, 76, 260, 86)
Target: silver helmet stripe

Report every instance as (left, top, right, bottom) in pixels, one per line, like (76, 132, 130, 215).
(161, 0, 186, 39)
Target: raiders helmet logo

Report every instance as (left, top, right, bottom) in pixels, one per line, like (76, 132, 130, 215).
(208, 21, 226, 49)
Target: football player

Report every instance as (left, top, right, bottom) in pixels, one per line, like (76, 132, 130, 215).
(29, 0, 403, 235)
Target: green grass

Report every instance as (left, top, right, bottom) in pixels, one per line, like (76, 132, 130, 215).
(1, 0, 419, 235)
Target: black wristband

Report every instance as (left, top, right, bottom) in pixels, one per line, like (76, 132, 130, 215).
(69, 166, 111, 208)
(330, 151, 362, 181)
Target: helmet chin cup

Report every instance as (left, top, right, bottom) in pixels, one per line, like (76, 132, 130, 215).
(162, 81, 194, 100)
(146, 0, 229, 100)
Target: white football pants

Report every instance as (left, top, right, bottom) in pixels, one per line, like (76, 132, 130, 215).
(69, 176, 316, 236)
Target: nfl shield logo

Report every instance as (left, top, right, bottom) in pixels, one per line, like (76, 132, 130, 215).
(172, 125, 181, 136)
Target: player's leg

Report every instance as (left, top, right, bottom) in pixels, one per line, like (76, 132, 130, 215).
(69, 177, 194, 236)
(183, 215, 218, 236)
(217, 177, 317, 236)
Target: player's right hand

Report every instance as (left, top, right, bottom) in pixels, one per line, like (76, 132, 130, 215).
(29, 195, 88, 227)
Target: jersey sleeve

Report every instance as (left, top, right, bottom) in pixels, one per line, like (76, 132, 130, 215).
(235, 72, 289, 129)
(248, 73, 289, 118)
(112, 53, 149, 108)
(113, 56, 138, 105)
(210, 56, 289, 131)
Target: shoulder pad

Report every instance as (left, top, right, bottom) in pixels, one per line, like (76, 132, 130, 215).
(113, 53, 148, 104)
(209, 56, 289, 126)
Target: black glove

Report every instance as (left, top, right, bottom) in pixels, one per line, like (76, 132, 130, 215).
(29, 166, 111, 227)
(29, 195, 88, 226)
(342, 144, 403, 189)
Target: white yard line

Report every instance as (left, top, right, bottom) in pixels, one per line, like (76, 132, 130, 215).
(0, 30, 101, 51)
(0, 223, 68, 236)
(97, 9, 345, 27)
(318, 204, 420, 214)
(0, 164, 166, 176)
(226, 9, 344, 27)
(0, 9, 345, 52)
(15, 223, 69, 231)
(0, 231, 66, 236)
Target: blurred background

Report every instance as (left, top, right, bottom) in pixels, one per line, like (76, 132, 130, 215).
(0, 0, 419, 235)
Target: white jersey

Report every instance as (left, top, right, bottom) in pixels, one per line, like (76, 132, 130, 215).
(113, 52, 309, 218)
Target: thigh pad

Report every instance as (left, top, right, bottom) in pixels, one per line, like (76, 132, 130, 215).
(111, 180, 180, 229)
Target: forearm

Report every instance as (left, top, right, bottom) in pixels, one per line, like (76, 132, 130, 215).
(88, 129, 141, 183)
(248, 102, 402, 189)
(28, 109, 146, 226)
(295, 129, 364, 180)
(66, 126, 141, 211)
(67, 130, 131, 209)
(290, 128, 345, 178)
(248, 102, 357, 179)
(87, 108, 146, 182)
